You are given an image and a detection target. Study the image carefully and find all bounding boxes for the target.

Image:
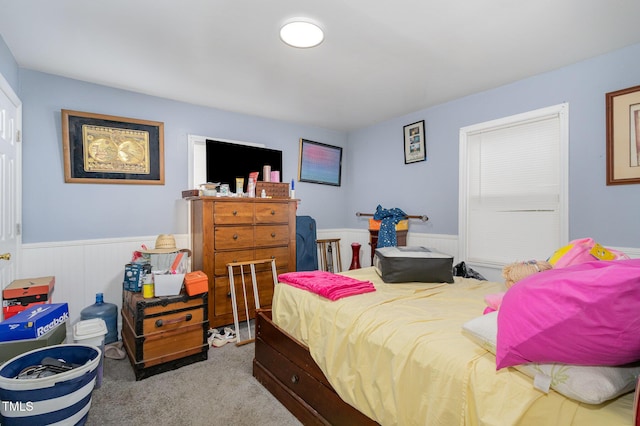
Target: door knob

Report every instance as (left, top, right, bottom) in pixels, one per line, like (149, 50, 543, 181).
(0, 253, 10, 261)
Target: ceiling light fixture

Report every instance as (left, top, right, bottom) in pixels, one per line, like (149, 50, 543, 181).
(280, 19, 324, 48)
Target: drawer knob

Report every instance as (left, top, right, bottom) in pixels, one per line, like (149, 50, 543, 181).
(233, 234, 239, 240)
(227, 292, 232, 298)
(271, 232, 276, 238)
(233, 210, 238, 215)
(271, 210, 276, 215)
(291, 374, 299, 384)
(155, 313, 193, 328)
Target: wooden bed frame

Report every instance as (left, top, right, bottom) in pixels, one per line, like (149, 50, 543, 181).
(253, 309, 378, 426)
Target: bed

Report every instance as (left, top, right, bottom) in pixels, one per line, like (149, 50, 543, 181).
(252, 266, 636, 425)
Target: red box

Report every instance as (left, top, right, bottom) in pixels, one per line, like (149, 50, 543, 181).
(3, 302, 47, 320)
(3, 276, 55, 299)
(184, 271, 208, 296)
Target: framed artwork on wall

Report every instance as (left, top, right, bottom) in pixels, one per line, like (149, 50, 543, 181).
(403, 120, 426, 164)
(61, 109, 164, 184)
(298, 138, 342, 186)
(606, 85, 640, 185)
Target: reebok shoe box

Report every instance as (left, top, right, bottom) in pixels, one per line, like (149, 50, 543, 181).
(0, 303, 69, 342)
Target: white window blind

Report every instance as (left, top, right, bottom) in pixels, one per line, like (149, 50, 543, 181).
(459, 104, 568, 267)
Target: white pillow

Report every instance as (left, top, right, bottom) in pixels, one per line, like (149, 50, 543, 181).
(462, 312, 640, 405)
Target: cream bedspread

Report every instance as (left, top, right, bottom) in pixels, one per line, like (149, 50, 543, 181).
(272, 267, 634, 426)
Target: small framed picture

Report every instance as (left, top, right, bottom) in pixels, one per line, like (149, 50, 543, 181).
(403, 120, 426, 164)
(606, 85, 640, 185)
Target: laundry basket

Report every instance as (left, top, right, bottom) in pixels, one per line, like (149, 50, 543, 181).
(0, 344, 101, 426)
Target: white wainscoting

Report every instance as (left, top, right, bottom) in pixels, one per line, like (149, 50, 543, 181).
(316, 229, 459, 270)
(15, 232, 640, 333)
(17, 235, 190, 330)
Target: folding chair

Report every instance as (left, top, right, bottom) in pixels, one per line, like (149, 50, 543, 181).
(226, 258, 278, 346)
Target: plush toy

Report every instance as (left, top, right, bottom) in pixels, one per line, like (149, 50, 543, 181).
(502, 260, 552, 289)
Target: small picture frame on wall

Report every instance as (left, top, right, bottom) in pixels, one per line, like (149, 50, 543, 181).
(403, 120, 426, 164)
(606, 84, 640, 185)
(61, 109, 165, 185)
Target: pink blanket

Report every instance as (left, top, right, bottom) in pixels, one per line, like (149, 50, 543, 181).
(277, 271, 376, 301)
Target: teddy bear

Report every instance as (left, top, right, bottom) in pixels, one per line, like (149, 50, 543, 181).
(502, 259, 553, 289)
(483, 260, 553, 314)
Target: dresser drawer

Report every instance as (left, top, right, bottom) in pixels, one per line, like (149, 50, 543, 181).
(255, 203, 289, 223)
(214, 270, 278, 317)
(214, 202, 253, 224)
(255, 246, 290, 270)
(255, 225, 289, 246)
(215, 226, 254, 249)
(214, 249, 255, 276)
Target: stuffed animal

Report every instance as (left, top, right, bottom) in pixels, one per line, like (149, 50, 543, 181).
(502, 260, 552, 289)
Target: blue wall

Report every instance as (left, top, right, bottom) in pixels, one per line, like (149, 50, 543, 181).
(346, 43, 640, 248)
(15, 69, 347, 243)
(2, 34, 640, 247)
(0, 36, 18, 94)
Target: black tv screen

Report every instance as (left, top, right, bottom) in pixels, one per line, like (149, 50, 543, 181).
(205, 140, 283, 191)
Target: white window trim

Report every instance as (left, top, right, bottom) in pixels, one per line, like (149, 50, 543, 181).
(458, 103, 569, 269)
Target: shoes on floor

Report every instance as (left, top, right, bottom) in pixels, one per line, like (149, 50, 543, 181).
(208, 327, 237, 348)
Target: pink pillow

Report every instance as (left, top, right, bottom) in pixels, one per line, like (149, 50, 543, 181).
(496, 259, 640, 369)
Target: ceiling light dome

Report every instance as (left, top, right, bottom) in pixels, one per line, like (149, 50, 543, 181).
(280, 19, 324, 48)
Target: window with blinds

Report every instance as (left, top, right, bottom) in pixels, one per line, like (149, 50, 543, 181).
(459, 103, 568, 267)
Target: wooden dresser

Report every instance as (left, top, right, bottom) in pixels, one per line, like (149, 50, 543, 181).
(189, 197, 297, 327)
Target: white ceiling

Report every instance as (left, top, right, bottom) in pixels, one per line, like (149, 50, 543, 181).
(2, 1, 640, 131)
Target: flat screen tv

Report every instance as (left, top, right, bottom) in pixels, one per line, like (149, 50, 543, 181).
(205, 140, 283, 191)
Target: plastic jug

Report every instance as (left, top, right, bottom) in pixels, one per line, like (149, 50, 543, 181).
(80, 293, 118, 344)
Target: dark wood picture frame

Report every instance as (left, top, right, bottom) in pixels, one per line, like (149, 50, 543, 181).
(606, 85, 640, 185)
(61, 109, 165, 184)
(298, 138, 342, 186)
(403, 120, 426, 164)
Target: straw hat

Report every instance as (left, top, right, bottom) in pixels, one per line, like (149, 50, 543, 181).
(141, 234, 180, 254)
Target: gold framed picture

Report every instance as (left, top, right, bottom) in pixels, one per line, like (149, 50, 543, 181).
(61, 109, 164, 184)
(606, 85, 640, 185)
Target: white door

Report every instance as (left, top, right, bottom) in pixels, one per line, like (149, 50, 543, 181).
(0, 73, 22, 320)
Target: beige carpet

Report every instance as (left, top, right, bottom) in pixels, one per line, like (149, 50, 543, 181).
(86, 340, 301, 425)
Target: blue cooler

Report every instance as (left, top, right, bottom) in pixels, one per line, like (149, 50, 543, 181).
(0, 344, 101, 426)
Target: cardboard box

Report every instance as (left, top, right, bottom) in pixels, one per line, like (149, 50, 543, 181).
(3, 276, 55, 299)
(123, 263, 152, 292)
(0, 303, 69, 342)
(0, 318, 67, 363)
(184, 271, 208, 296)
